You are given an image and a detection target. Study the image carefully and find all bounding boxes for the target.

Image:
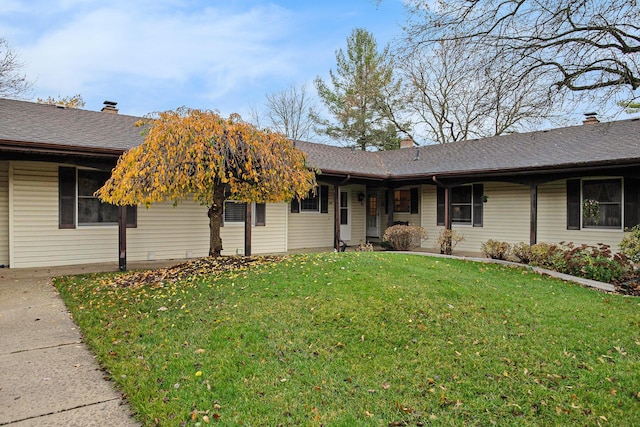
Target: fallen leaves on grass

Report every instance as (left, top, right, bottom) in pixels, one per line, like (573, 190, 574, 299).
(108, 256, 284, 288)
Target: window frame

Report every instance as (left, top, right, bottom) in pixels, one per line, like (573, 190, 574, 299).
(291, 185, 329, 214)
(436, 184, 483, 227)
(567, 178, 623, 230)
(59, 166, 137, 229)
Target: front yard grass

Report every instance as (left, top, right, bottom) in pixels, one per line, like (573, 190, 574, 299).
(54, 252, 640, 426)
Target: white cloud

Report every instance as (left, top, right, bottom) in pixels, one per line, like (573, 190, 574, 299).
(16, 1, 298, 109)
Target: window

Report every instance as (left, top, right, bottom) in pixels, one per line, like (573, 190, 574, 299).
(224, 201, 245, 223)
(436, 184, 483, 227)
(77, 170, 119, 224)
(393, 188, 419, 213)
(567, 178, 627, 230)
(291, 185, 329, 213)
(451, 186, 472, 224)
(59, 167, 136, 229)
(223, 202, 266, 225)
(254, 203, 266, 226)
(394, 189, 411, 212)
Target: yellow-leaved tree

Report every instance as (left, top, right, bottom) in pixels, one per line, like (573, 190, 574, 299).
(97, 107, 317, 257)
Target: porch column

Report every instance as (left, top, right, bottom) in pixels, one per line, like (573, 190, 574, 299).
(530, 183, 538, 246)
(118, 205, 127, 271)
(444, 187, 452, 230)
(387, 188, 395, 227)
(334, 183, 341, 251)
(244, 202, 252, 256)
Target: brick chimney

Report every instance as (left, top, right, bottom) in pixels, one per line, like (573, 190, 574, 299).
(583, 112, 599, 125)
(400, 137, 415, 149)
(101, 100, 119, 114)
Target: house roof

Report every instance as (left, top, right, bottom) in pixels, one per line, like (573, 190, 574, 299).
(1, 98, 639, 179)
(0, 98, 143, 155)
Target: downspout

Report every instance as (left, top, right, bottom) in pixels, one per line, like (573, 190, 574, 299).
(432, 176, 451, 231)
(334, 175, 351, 251)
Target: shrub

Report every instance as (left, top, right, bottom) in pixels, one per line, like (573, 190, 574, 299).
(436, 229, 465, 255)
(559, 242, 632, 284)
(619, 225, 640, 264)
(529, 242, 564, 270)
(511, 242, 532, 264)
(382, 225, 427, 251)
(481, 240, 511, 260)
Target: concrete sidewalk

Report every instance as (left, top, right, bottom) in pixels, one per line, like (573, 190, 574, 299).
(0, 260, 181, 427)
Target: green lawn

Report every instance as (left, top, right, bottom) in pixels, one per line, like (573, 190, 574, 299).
(54, 252, 640, 426)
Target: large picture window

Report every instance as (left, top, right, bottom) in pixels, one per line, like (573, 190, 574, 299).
(567, 178, 626, 230)
(582, 179, 622, 228)
(59, 167, 136, 229)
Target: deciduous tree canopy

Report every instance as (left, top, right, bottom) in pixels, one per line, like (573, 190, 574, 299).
(98, 107, 316, 257)
(402, 0, 640, 95)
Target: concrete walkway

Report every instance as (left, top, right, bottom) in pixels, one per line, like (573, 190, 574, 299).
(0, 260, 180, 427)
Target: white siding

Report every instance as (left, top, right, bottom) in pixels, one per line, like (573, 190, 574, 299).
(421, 182, 530, 253)
(288, 185, 335, 250)
(538, 179, 625, 249)
(0, 161, 8, 266)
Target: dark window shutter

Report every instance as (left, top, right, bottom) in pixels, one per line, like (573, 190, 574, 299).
(410, 187, 419, 214)
(566, 179, 581, 230)
(436, 186, 445, 226)
(290, 198, 299, 213)
(320, 185, 329, 213)
(255, 203, 266, 226)
(126, 205, 137, 228)
(59, 167, 76, 229)
(624, 178, 640, 229)
(473, 183, 483, 227)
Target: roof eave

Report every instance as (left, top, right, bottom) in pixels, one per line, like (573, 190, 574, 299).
(0, 139, 125, 158)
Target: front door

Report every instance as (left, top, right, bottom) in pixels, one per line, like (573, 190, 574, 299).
(366, 192, 380, 238)
(339, 190, 351, 241)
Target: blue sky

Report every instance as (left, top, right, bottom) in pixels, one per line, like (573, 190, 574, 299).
(1, 0, 407, 118)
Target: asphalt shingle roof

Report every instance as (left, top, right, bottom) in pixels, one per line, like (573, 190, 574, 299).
(2, 98, 639, 178)
(0, 98, 144, 152)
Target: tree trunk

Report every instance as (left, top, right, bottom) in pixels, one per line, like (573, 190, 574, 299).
(208, 185, 225, 257)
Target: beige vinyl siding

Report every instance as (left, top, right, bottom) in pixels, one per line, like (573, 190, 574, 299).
(127, 201, 210, 261)
(347, 185, 366, 245)
(421, 182, 530, 253)
(9, 162, 286, 268)
(11, 162, 118, 268)
(538, 179, 625, 248)
(0, 161, 8, 265)
(288, 185, 335, 250)
(421, 185, 439, 249)
(251, 203, 288, 254)
(215, 203, 289, 255)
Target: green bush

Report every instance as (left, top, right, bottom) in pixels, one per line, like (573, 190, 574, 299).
(382, 225, 427, 251)
(559, 242, 632, 284)
(619, 225, 640, 263)
(511, 242, 533, 264)
(481, 240, 511, 260)
(529, 242, 564, 270)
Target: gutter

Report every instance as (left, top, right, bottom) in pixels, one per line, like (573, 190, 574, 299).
(0, 138, 125, 158)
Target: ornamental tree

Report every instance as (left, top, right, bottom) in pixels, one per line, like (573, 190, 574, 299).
(97, 107, 317, 257)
